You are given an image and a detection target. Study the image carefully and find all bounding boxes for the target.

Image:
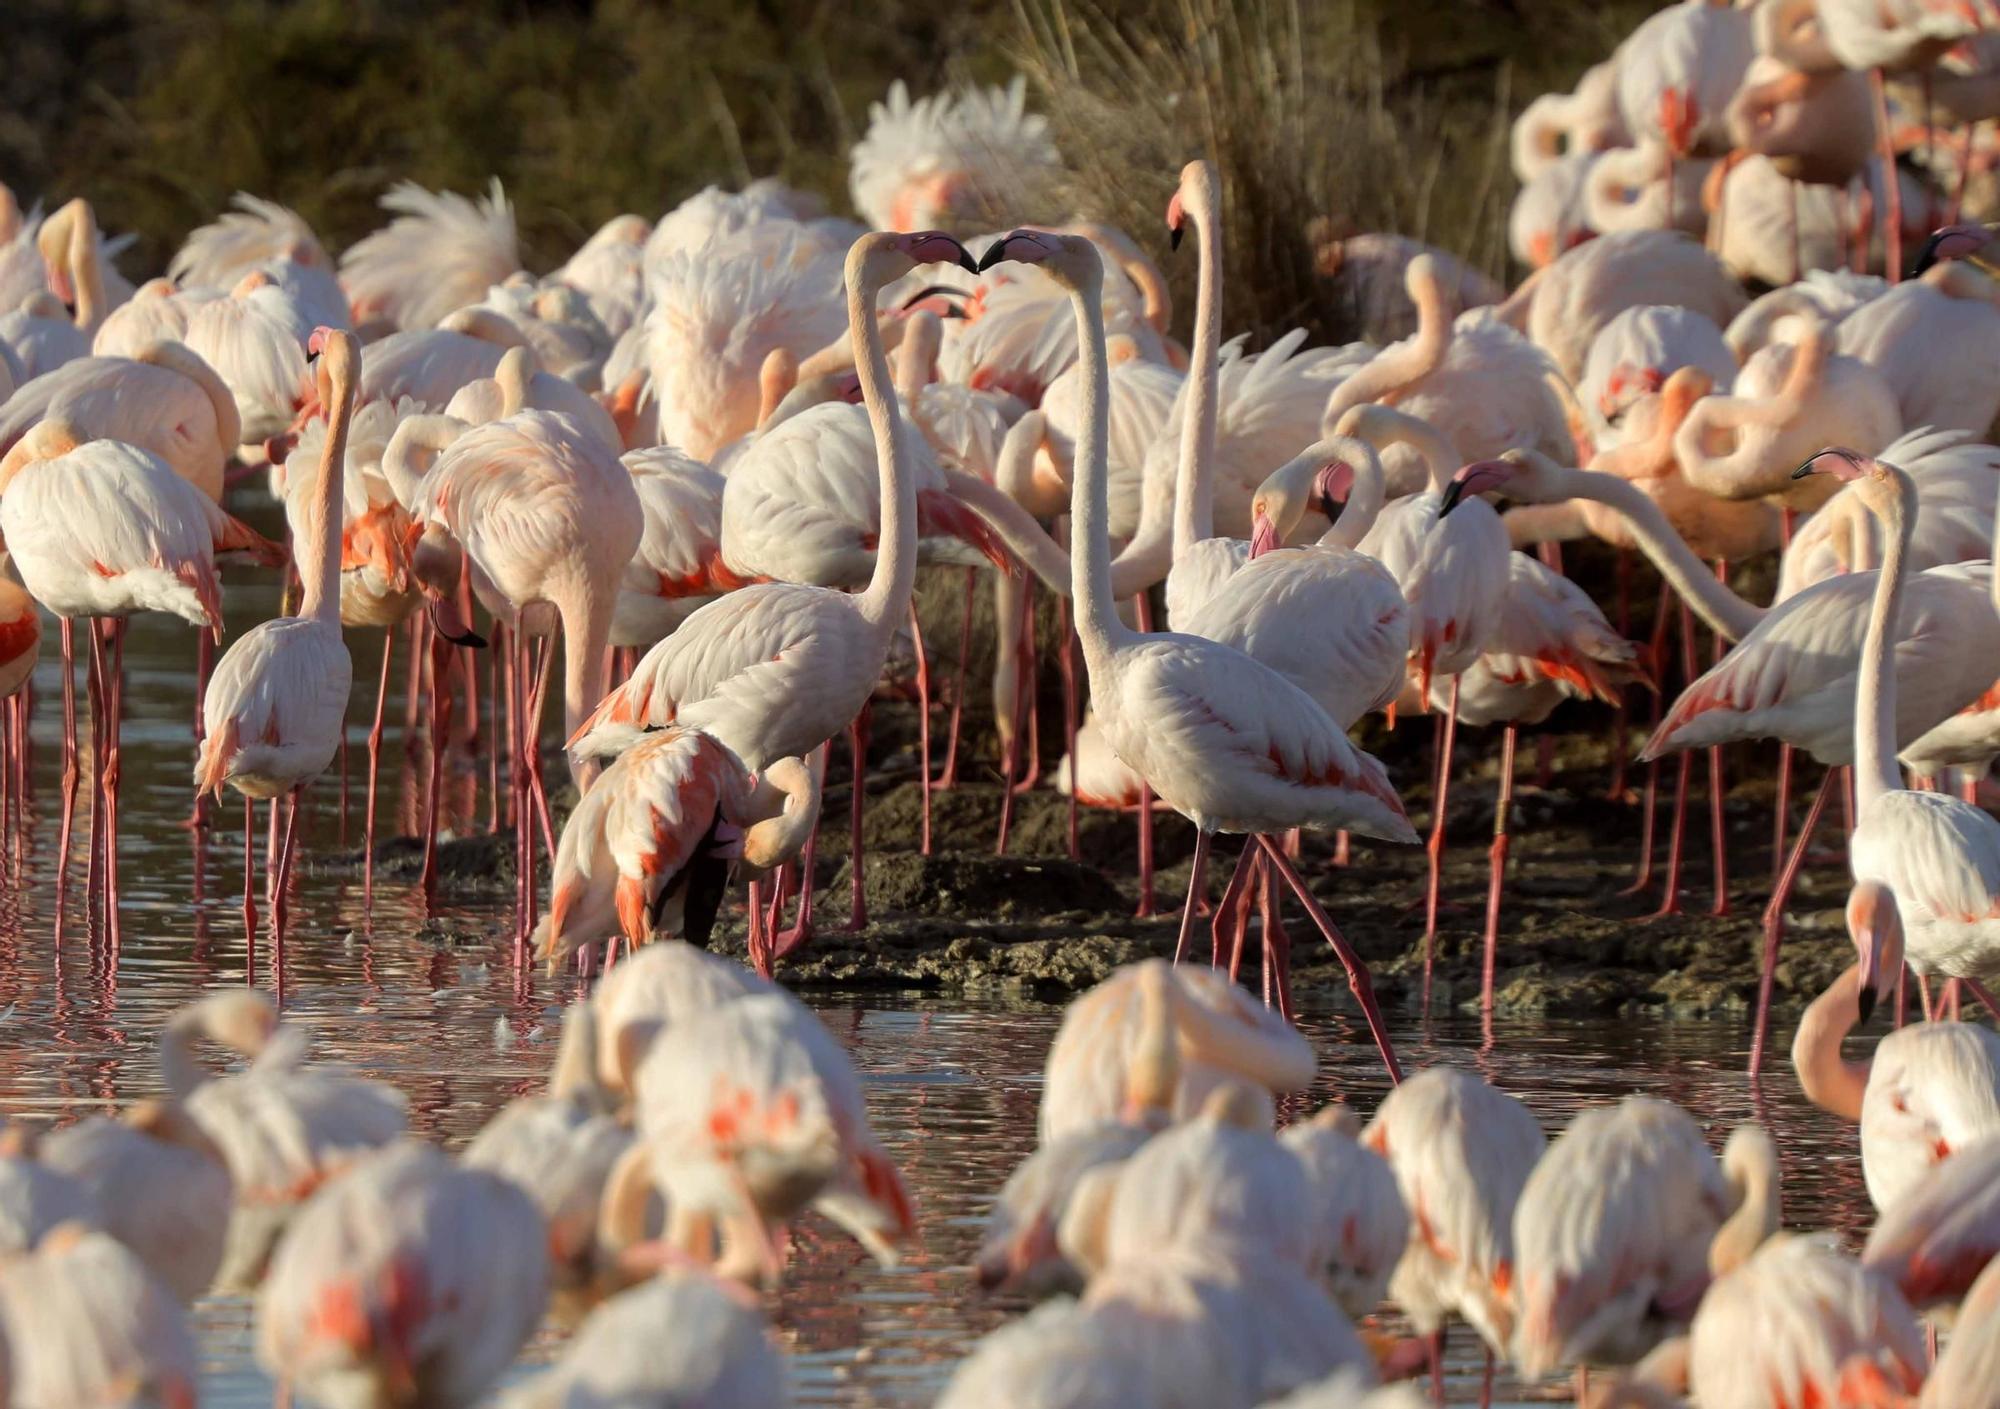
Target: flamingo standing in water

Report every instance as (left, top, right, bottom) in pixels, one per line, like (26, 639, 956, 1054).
(976, 228, 1415, 1076)
(1, 421, 282, 946)
(569, 230, 980, 955)
(195, 328, 358, 979)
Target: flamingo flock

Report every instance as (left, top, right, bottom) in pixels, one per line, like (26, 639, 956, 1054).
(4, 0, 2000, 1400)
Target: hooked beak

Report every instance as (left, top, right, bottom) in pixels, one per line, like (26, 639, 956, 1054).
(1437, 478, 1470, 518)
(1248, 511, 1281, 559)
(974, 239, 1012, 274)
(426, 597, 486, 650)
(1911, 229, 1952, 278)
(1168, 223, 1184, 252)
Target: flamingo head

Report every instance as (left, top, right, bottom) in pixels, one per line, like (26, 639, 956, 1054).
(1439, 458, 1519, 518)
(1846, 879, 1905, 1025)
(1912, 222, 1998, 278)
(1790, 446, 1870, 484)
(976, 229, 1100, 293)
(1251, 442, 1355, 554)
(890, 230, 979, 275)
(1165, 189, 1187, 251)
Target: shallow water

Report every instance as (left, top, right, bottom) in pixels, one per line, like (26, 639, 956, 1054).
(0, 594, 1877, 1406)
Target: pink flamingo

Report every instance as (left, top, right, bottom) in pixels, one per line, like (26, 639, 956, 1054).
(195, 328, 358, 977)
(1281, 1105, 1409, 1322)
(1, 421, 282, 945)
(1799, 448, 2000, 1006)
(1362, 1065, 1547, 1407)
(256, 1142, 548, 1408)
(1793, 880, 2000, 1215)
(338, 178, 521, 332)
(569, 230, 979, 953)
(979, 228, 1415, 1075)
(1862, 1132, 2000, 1322)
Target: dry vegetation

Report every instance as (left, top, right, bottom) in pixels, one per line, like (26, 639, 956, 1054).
(6, 0, 1659, 338)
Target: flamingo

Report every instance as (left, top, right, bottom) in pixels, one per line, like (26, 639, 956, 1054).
(256, 1142, 548, 1409)
(36, 990, 270, 1302)
(545, 211, 651, 339)
(1576, 304, 1733, 450)
(849, 77, 1064, 235)
(1508, 152, 1598, 271)
(196, 328, 358, 972)
(1612, 0, 1754, 162)
(568, 230, 980, 951)
(935, 1296, 1164, 1409)
(1912, 1247, 2000, 1408)
(498, 1268, 791, 1408)
(1862, 1133, 2000, 1313)
(89, 278, 211, 359)
(1267, 1374, 1430, 1409)
(352, 306, 519, 411)
(182, 268, 315, 454)
(461, 1003, 633, 1317)
(1360, 1065, 1546, 1407)
(1512, 59, 1628, 180)
(1467, 446, 2000, 1066)
(1792, 880, 2000, 1215)
(0, 1128, 96, 1253)
(977, 228, 1415, 1074)
(0, 576, 40, 813)
(169, 192, 331, 292)
(976, 1120, 1156, 1296)
(1725, 49, 1877, 189)
(0, 1223, 199, 1409)
(1281, 1105, 1409, 1322)
(1311, 230, 1503, 345)
(1037, 960, 1314, 1144)
(1, 420, 282, 943)
(4, 197, 108, 374)
(533, 725, 815, 970)
(602, 987, 916, 1284)
(1797, 448, 2000, 995)
(339, 178, 520, 332)
(1725, 268, 1886, 362)
(1836, 250, 2000, 438)
(0, 340, 243, 502)
(1512, 1097, 1741, 1384)
(1582, 142, 1712, 240)
(584, 941, 776, 1102)
(610, 445, 747, 650)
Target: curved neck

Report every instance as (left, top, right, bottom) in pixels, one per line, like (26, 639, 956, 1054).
(1063, 270, 1137, 663)
(68, 213, 105, 335)
(299, 367, 352, 626)
(1343, 405, 1459, 495)
(853, 274, 918, 627)
(1791, 967, 1870, 1122)
(1321, 441, 1389, 550)
(1549, 461, 1766, 639)
(1854, 471, 1913, 809)
(1709, 1133, 1781, 1277)
(158, 1015, 209, 1103)
(1322, 262, 1451, 426)
(1172, 191, 1223, 559)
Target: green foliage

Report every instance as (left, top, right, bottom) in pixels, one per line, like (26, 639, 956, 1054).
(3, 0, 1663, 337)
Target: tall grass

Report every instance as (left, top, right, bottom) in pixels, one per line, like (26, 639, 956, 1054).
(5, 0, 1662, 317)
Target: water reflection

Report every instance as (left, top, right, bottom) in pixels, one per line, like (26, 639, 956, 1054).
(0, 605, 1876, 1406)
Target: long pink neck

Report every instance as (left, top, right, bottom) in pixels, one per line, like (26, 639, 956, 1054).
(854, 271, 917, 632)
(299, 373, 351, 626)
(1854, 468, 1913, 810)
(1172, 183, 1223, 558)
(1062, 262, 1133, 668)
(1791, 966, 1869, 1121)
(1546, 458, 1766, 640)
(1322, 261, 1450, 425)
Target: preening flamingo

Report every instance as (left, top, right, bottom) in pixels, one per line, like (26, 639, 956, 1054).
(498, 1268, 791, 1408)
(1361, 1065, 1546, 1407)
(1835, 252, 2000, 438)
(977, 1119, 1157, 1296)
(460, 1003, 634, 1316)
(1511, 1096, 1737, 1381)
(0, 1223, 199, 1409)
(1612, 0, 1753, 160)
(196, 328, 357, 974)
(339, 178, 520, 332)
(1280, 1105, 1409, 1321)
(1793, 880, 2000, 1215)
(978, 228, 1414, 1076)
(1036, 959, 1312, 1143)
(570, 230, 981, 950)
(256, 1142, 549, 1409)
(37, 991, 267, 1302)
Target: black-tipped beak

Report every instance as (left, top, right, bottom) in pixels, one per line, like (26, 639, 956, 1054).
(1169, 224, 1184, 252)
(1437, 479, 1469, 518)
(1856, 983, 1878, 1026)
(1910, 230, 1950, 279)
(953, 242, 980, 276)
(426, 599, 487, 650)
(1790, 456, 1821, 480)
(899, 284, 967, 312)
(975, 239, 1011, 274)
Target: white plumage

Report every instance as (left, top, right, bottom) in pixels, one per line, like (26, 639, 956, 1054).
(340, 178, 521, 331)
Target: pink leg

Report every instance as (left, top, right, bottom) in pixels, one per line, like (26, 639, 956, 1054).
(1962, 977, 2000, 1021)
(187, 630, 215, 830)
(1201, 842, 1257, 968)
(1749, 769, 1839, 1075)
(243, 797, 259, 966)
(403, 615, 425, 754)
(1134, 593, 1158, 917)
(1010, 585, 1042, 794)
(417, 622, 453, 910)
(746, 878, 770, 977)
(935, 567, 975, 789)
(487, 622, 504, 834)
(1620, 580, 1675, 895)
(995, 587, 1032, 856)
(1479, 1347, 1495, 1409)
(1649, 599, 1700, 919)
(1258, 851, 1295, 1020)
(84, 621, 106, 928)
(1482, 725, 1518, 1017)
(524, 633, 558, 860)
(1427, 1328, 1445, 1407)
(1608, 550, 1632, 801)
(1056, 598, 1079, 861)
(1422, 678, 1461, 999)
(1870, 68, 1902, 281)
(770, 742, 829, 961)
(364, 633, 393, 913)
(1919, 973, 1935, 1022)
(1259, 835, 1402, 1082)
(846, 706, 870, 932)
(103, 621, 125, 952)
(1171, 831, 1213, 967)
(1771, 744, 1794, 895)
(1707, 564, 1730, 917)
(271, 789, 303, 1001)
(908, 600, 931, 856)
